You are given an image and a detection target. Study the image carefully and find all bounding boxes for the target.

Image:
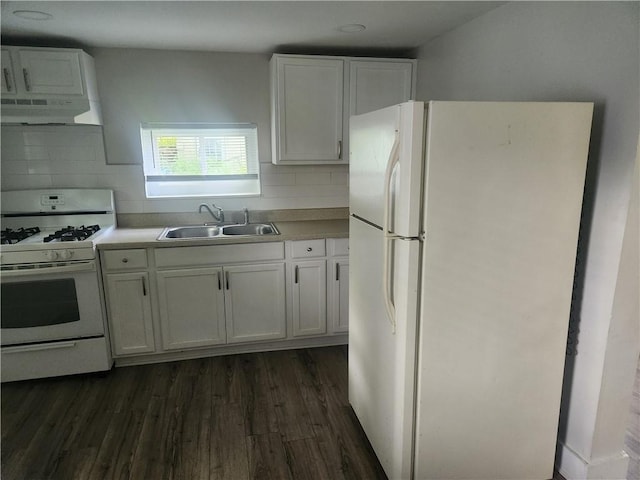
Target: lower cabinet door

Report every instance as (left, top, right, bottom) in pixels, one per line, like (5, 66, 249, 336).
(224, 263, 286, 343)
(156, 267, 226, 350)
(105, 272, 155, 356)
(291, 260, 327, 337)
(329, 258, 349, 333)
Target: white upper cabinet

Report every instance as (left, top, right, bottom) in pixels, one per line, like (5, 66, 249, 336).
(348, 60, 414, 117)
(2, 47, 85, 97)
(270, 54, 415, 165)
(271, 56, 345, 164)
(1, 49, 16, 95)
(17, 49, 85, 95)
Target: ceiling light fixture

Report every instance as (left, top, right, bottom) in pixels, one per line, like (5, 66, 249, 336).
(13, 10, 53, 21)
(338, 24, 366, 33)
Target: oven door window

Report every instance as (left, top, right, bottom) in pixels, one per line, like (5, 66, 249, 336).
(1, 279, 80, 328)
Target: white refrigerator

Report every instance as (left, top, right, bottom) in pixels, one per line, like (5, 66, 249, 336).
(348, 101, 593, 480)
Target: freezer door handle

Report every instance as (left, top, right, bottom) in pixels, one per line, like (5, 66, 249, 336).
(382, 132, 401, 333)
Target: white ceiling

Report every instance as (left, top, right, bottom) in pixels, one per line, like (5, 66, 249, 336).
(1, 1, 504, 55)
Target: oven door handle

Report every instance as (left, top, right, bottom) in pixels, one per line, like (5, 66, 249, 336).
(1, 261, 96, 278)
(2, 341, 77, 354)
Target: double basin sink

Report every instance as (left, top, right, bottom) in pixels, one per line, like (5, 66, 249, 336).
(158, 223, 279, 240)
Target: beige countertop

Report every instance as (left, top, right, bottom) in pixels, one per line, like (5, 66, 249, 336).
(96, 219, 349, 250)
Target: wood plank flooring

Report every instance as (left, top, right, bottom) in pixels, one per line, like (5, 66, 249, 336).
(1, 346, 387, 480)
(2, 345, 637, 479)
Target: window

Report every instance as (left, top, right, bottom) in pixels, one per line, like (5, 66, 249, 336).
(140, 123, 260, 198)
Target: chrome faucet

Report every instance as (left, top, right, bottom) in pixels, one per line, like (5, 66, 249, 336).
(243, 207, 249, 225)
(199, 203, 224, 223)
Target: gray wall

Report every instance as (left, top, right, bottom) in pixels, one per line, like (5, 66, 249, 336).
(414, 0, 639, 473)
(91, 49, 271, 166)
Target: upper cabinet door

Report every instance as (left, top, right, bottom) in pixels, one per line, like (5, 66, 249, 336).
(272, 56, 345, 164)
(17, 49, 84, 95)
(1, 49, 16, 95)
(349, 60, 414, 116)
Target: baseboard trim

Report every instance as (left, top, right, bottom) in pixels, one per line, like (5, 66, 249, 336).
(113, 334, 348, 367)
(556, 442, 630, 479)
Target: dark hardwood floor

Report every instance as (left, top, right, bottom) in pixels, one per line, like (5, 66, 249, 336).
(1, 346, 387, 480)
(2, 345, 636, 480)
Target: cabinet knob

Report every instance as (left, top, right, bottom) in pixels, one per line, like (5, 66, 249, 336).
(121, 258, 129, 263)
(306, 247, 312, 252)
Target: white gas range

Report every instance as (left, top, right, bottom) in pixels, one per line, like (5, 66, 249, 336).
(1, 189, 116, 382)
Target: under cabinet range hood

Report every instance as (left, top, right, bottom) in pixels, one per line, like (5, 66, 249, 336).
(1, 96, 103, 125)
(1, 97, 103, 125)
(1, 46, 102, 125)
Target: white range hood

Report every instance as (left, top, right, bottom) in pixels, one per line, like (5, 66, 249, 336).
(1, 46, 102, 125)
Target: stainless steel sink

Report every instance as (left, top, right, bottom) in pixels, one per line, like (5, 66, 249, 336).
(161, 225, 222, 239)
(221, 223, 278, 236)
(158, 223, 279, 240)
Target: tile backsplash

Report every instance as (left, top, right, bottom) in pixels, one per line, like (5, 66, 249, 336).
(0, 125, 349, 214)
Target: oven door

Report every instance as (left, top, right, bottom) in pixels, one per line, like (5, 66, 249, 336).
(1, 261, 105, 346)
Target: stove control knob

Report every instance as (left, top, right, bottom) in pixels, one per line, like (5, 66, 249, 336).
(58, 250, 74, 260)
(44, 250, 59, 261)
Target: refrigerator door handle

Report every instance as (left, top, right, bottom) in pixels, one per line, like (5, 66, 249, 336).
(382, 131, 401, 238)
(382, 236, 397, 333)
(382, 131, 401, 333)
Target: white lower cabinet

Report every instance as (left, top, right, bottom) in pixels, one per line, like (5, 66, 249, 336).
(224, 263, 286, 343)
(290, 260, 327, 337)
(327, 238, 350, 334)
(329, 258, 349, 333)
(156, 263, 286, 348)
(286, 238, 350, 337)
(101, 238, 347, 363)
(156, 267, 226, 350)
(105, 272, 155, 356)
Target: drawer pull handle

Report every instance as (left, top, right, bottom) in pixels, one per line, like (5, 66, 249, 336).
(3, 341, 76, 354)
(336, 263, 340, 281)
(295, 265, 299, 284)
(217, 271, 222, 290)
(22, 68, 31, 91)
(121, 258, 129, 263)
(141, 277, 147, 296)
(3, 68, 12, 91)
(306, 247, 312, 252)
(225, 271, 230, 290)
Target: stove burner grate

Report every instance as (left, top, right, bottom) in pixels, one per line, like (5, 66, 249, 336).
(43, 225, 101, 243)
(0, 227, 41, 245)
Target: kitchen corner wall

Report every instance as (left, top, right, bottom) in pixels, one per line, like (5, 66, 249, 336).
(0, 48, 348, 213)
(414, 2, 639, 478)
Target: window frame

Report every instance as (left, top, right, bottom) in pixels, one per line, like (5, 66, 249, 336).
(140, 123, 261, 198)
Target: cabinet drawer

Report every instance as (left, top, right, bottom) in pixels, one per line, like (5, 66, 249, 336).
(328, 238, 349, 256)
(155, 242, 285, 268)
(290, 239, 326, 258)
(1, 337, 111, 382)
(102, 249, 148, 271)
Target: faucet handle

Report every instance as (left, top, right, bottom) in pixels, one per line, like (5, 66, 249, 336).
(243, 207, 249, 225)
